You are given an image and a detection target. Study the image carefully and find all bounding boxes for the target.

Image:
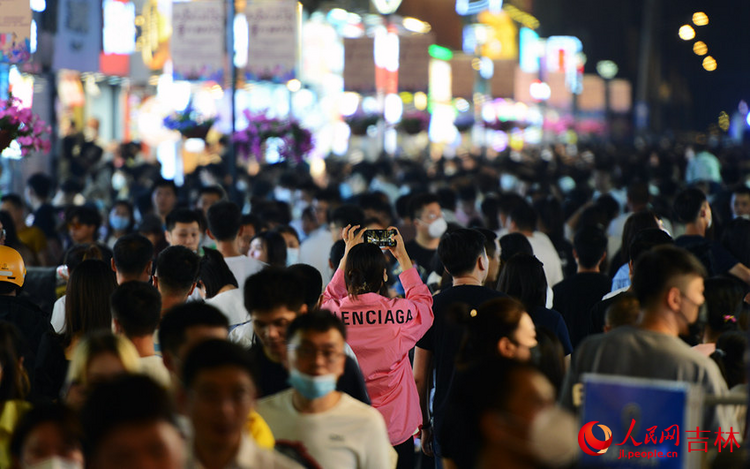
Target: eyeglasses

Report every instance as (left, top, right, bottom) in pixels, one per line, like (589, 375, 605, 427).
(419, 212, 443, 223)
(288, 345, 344, 363)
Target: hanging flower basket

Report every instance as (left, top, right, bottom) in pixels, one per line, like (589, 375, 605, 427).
(0, 95, 51, 156)
(163, 103, 215, 141)
(345, 113, 381, 136)
(398, 111, 430, 135)
(233, 110, 313, 164)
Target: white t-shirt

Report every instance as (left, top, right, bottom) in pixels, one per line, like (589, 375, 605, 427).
(526, 231, 564, 287)
(257, 389, 396, 469)
(298, 227, 334, 284)
(51, 295, 66, 333)
(224, 255, 265, 289)
(186, 435, 302, 469)
(139, 355, 171, 388)
(206, 288, 249, 326)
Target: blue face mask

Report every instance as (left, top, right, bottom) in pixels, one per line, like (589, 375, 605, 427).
(109, 213, 130, 231)
(287, 368, 337, 400)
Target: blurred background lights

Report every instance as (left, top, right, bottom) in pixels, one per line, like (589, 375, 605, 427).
(693, 41, 708, 56)
(679, 25, 696, 41)
(596, 60, 618, 79)
(693, 12, 709, 26)
(719, 112, 729, 131)
(286, 79, 302, 92)
(413, 92, 428, 111)
(703, 55, 717, 71)
(402, 17, 431, 34)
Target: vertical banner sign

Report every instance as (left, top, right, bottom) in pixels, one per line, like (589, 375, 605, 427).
(0, 0, 31, 63)
(245, 0, 298, 82)
(398, 34, 432, 93)
(53, 0, 102, 72)
(343, 37, 375, 94)
(171, 1, 224, 81)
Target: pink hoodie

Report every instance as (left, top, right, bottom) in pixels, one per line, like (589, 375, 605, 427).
(322, 267, 434, 445)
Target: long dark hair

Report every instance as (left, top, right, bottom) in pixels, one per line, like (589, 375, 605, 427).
(455, 297, 526, 368)
(496, 253, 547, 312)
(251, 230, 287, 268)
(0, 321, 29, 403)
(62, 259, 118, 347)
(344, 243, 389, 299)
(620, 211, 659, 265)
(198, 247, 238, 298)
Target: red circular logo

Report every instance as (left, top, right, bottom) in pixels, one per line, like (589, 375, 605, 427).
(578, 421, 613, 456)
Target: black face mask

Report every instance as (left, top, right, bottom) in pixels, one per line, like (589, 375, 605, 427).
(682, 303, 708, 346)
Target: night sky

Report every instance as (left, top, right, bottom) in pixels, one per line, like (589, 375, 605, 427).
(533, 0, 750, 131)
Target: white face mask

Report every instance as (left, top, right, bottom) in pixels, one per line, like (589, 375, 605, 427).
(286, 247, 300, 266)
(427, 217, 448, 239)
(26, 457, 84, 469)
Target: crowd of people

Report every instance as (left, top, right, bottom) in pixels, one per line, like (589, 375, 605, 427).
(0, 140, 748, 468)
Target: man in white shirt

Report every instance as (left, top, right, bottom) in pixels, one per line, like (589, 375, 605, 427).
(111, 281, 171, 388)
(181, 339, 301, 469)
(507, 201, 564, 287)
(207, 201, 264, 289)
(258, 311, 395, 469)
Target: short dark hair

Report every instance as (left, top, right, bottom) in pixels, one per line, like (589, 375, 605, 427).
(207, 201, 242, 241)
(199, 185, 226, 200)
(673, 188, 707, 224)
(26, 173, 53, 200)
(67, 205, 102, 232)
(182, 339, 256, 389)
(111, 282, 162, 337)
(158, 303, 229, 357)
(499, 233, 533, 263)
(287, 309, 347, 343)
(165, 208, 201, 232)
(244, 267, 305, 315)
(287, 264, 323, 311)
(508, 201, 537, 232)
(476, 228, 498, 258)
(604, 292, 640, 330)
(632, 245, 707, 309)
(113, 234, 153, 277)
(408, 193, 439, 220)
(198, 248, 238, 298)
(329, 205, 365, 229)
(0, 194, 23, 210)
(574, 227, 608, 269)
(329, 240, 346, 269)
(241, 213, 264, 232)
(496, 253, 547, 312)
(732, 185, 750, 198)
(628, 228, 674, 263)
(155, 246, 200, 295)
(438, 229, 487, 277)
(152, 178, 177, 196)
(10, 404, 82, 461)
(80, 375, 178, 458)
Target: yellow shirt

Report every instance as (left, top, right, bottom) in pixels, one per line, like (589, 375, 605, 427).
(18, 226, 47, 254)
(245, 410, 275, 450)
(0, 400, 32, 468)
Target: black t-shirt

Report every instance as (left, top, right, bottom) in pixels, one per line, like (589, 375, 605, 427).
(675, 235, 739, 276)
(416, 285, 505, 449)
(0, 295, 53, 385)
(552, 272, 612, 349)
(531, 306, 573, 355)
(249, 343, 371, 405)
(404, 240, 442, 282)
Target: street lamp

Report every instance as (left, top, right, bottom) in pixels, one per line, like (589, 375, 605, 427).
(678, 25, 695, 41)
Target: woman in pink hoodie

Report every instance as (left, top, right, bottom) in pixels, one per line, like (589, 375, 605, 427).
(322, 225, 433, 469)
